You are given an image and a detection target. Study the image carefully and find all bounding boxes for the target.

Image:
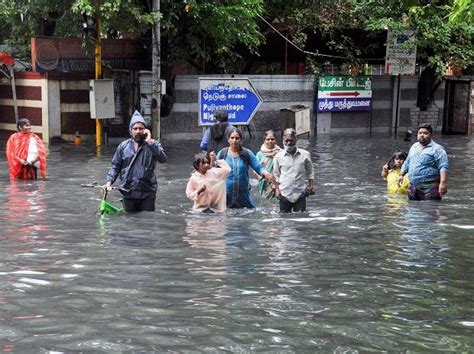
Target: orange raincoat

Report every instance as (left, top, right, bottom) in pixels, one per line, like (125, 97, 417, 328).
(6, 132, 47, 179)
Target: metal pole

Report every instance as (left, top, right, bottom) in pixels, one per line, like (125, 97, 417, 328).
(284, 32, 288, 74)
(95, 0, 103, 146)
(9, 65, 19, 122)
(394, 74, 401, 137)
(152, 0, 161, 139)
(369, 109, 373, 137)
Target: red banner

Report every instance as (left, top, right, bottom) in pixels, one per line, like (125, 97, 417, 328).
(31, 37, 149, 73)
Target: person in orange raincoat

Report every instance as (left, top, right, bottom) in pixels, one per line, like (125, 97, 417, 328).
(6, 118, 47, 180)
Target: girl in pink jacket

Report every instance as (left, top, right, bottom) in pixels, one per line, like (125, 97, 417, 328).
(186, 152, 230, 213)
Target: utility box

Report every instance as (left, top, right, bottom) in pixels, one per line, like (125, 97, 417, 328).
(280, 105, 311, 136)
(89, 79, 115, 119)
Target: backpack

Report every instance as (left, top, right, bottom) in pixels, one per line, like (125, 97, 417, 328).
(207, 123, 234, 154)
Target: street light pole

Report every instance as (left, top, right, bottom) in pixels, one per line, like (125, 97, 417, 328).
(152, 0, 161, 139)
(95, 0, 103, 146)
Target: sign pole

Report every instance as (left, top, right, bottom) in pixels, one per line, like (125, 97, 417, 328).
(151, 0, 161, 140)
(95, 0, 103, 147)
(394, 74, 401, 137)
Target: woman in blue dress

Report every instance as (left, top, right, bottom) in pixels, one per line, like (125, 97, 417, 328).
(216, 128, 275, 208)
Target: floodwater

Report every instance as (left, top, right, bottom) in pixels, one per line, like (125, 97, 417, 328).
(0, 134, 473, 352)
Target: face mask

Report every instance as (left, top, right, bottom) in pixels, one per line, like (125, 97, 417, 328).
(134, 134, 145, 144)
(284, 143, 297, 154)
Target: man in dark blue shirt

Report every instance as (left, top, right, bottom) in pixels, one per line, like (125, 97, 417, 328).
(399, 123, 449, 200)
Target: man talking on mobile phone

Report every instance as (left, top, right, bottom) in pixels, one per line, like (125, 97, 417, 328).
(104, 110, 167, 212)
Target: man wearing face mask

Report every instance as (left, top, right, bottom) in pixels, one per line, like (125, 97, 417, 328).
(104, 110, 167, 212)
(273, 128, 314, 213)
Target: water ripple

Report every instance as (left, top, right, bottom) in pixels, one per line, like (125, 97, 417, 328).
(0, 136, 473, 351)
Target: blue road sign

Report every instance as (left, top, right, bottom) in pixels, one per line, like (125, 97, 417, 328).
(199, 78, 263, 126)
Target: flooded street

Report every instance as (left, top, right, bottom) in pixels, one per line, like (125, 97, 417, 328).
(1, 134, 473, 352)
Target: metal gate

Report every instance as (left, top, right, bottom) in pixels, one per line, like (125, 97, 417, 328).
(443, 79, 471, 134)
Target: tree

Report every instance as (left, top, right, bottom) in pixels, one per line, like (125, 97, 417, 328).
(403, 1, 473, 75)
(0, 0, 265, 74)
(1, 0, 472, 77)
(259, 0, 473, 76)
(449, 0, 474, 24)
(0, 0, 66, 58)
(0, 0, 157, 59)
(261, 0, 389, 74)
(160, 0, 264, 73)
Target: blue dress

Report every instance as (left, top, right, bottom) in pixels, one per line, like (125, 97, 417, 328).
(216, 148, 264, 208)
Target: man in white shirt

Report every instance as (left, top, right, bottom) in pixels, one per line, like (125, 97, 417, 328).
(273, 128, 314, 213)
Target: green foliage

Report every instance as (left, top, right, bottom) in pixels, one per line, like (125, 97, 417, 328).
(161, 0, 264, 72)
(261, 1, 386, 74)
(0, 0, 158, 59)
(0, 1, 76, 58)
(0, 0, 472, 75)
(71, 0, 158, 36)
(263, 0, 474, 75)
(405, 1, 474, 74)
(448, 0, 474, 24)
(0, 0, 264, 73)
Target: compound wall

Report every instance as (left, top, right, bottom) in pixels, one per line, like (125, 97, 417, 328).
(162, 75, 446, 140)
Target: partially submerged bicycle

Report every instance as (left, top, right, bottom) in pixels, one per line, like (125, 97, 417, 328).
(81, 182, 123, 215)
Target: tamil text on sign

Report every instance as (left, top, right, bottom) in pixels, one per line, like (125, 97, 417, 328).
(317, 76, 372, 112)
(199, 78, 263, 126)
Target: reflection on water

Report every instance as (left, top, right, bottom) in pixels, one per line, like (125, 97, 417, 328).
(0, 135, 474, 351)
(4, 180, 49, 240)
(184, 214, 229, 276)
(396, 202, 449, 269)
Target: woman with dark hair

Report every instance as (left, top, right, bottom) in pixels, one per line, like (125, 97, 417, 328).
(256, 130, 281, 199)
(6, 118, 47, 179)
(216, 128, 275, 208)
